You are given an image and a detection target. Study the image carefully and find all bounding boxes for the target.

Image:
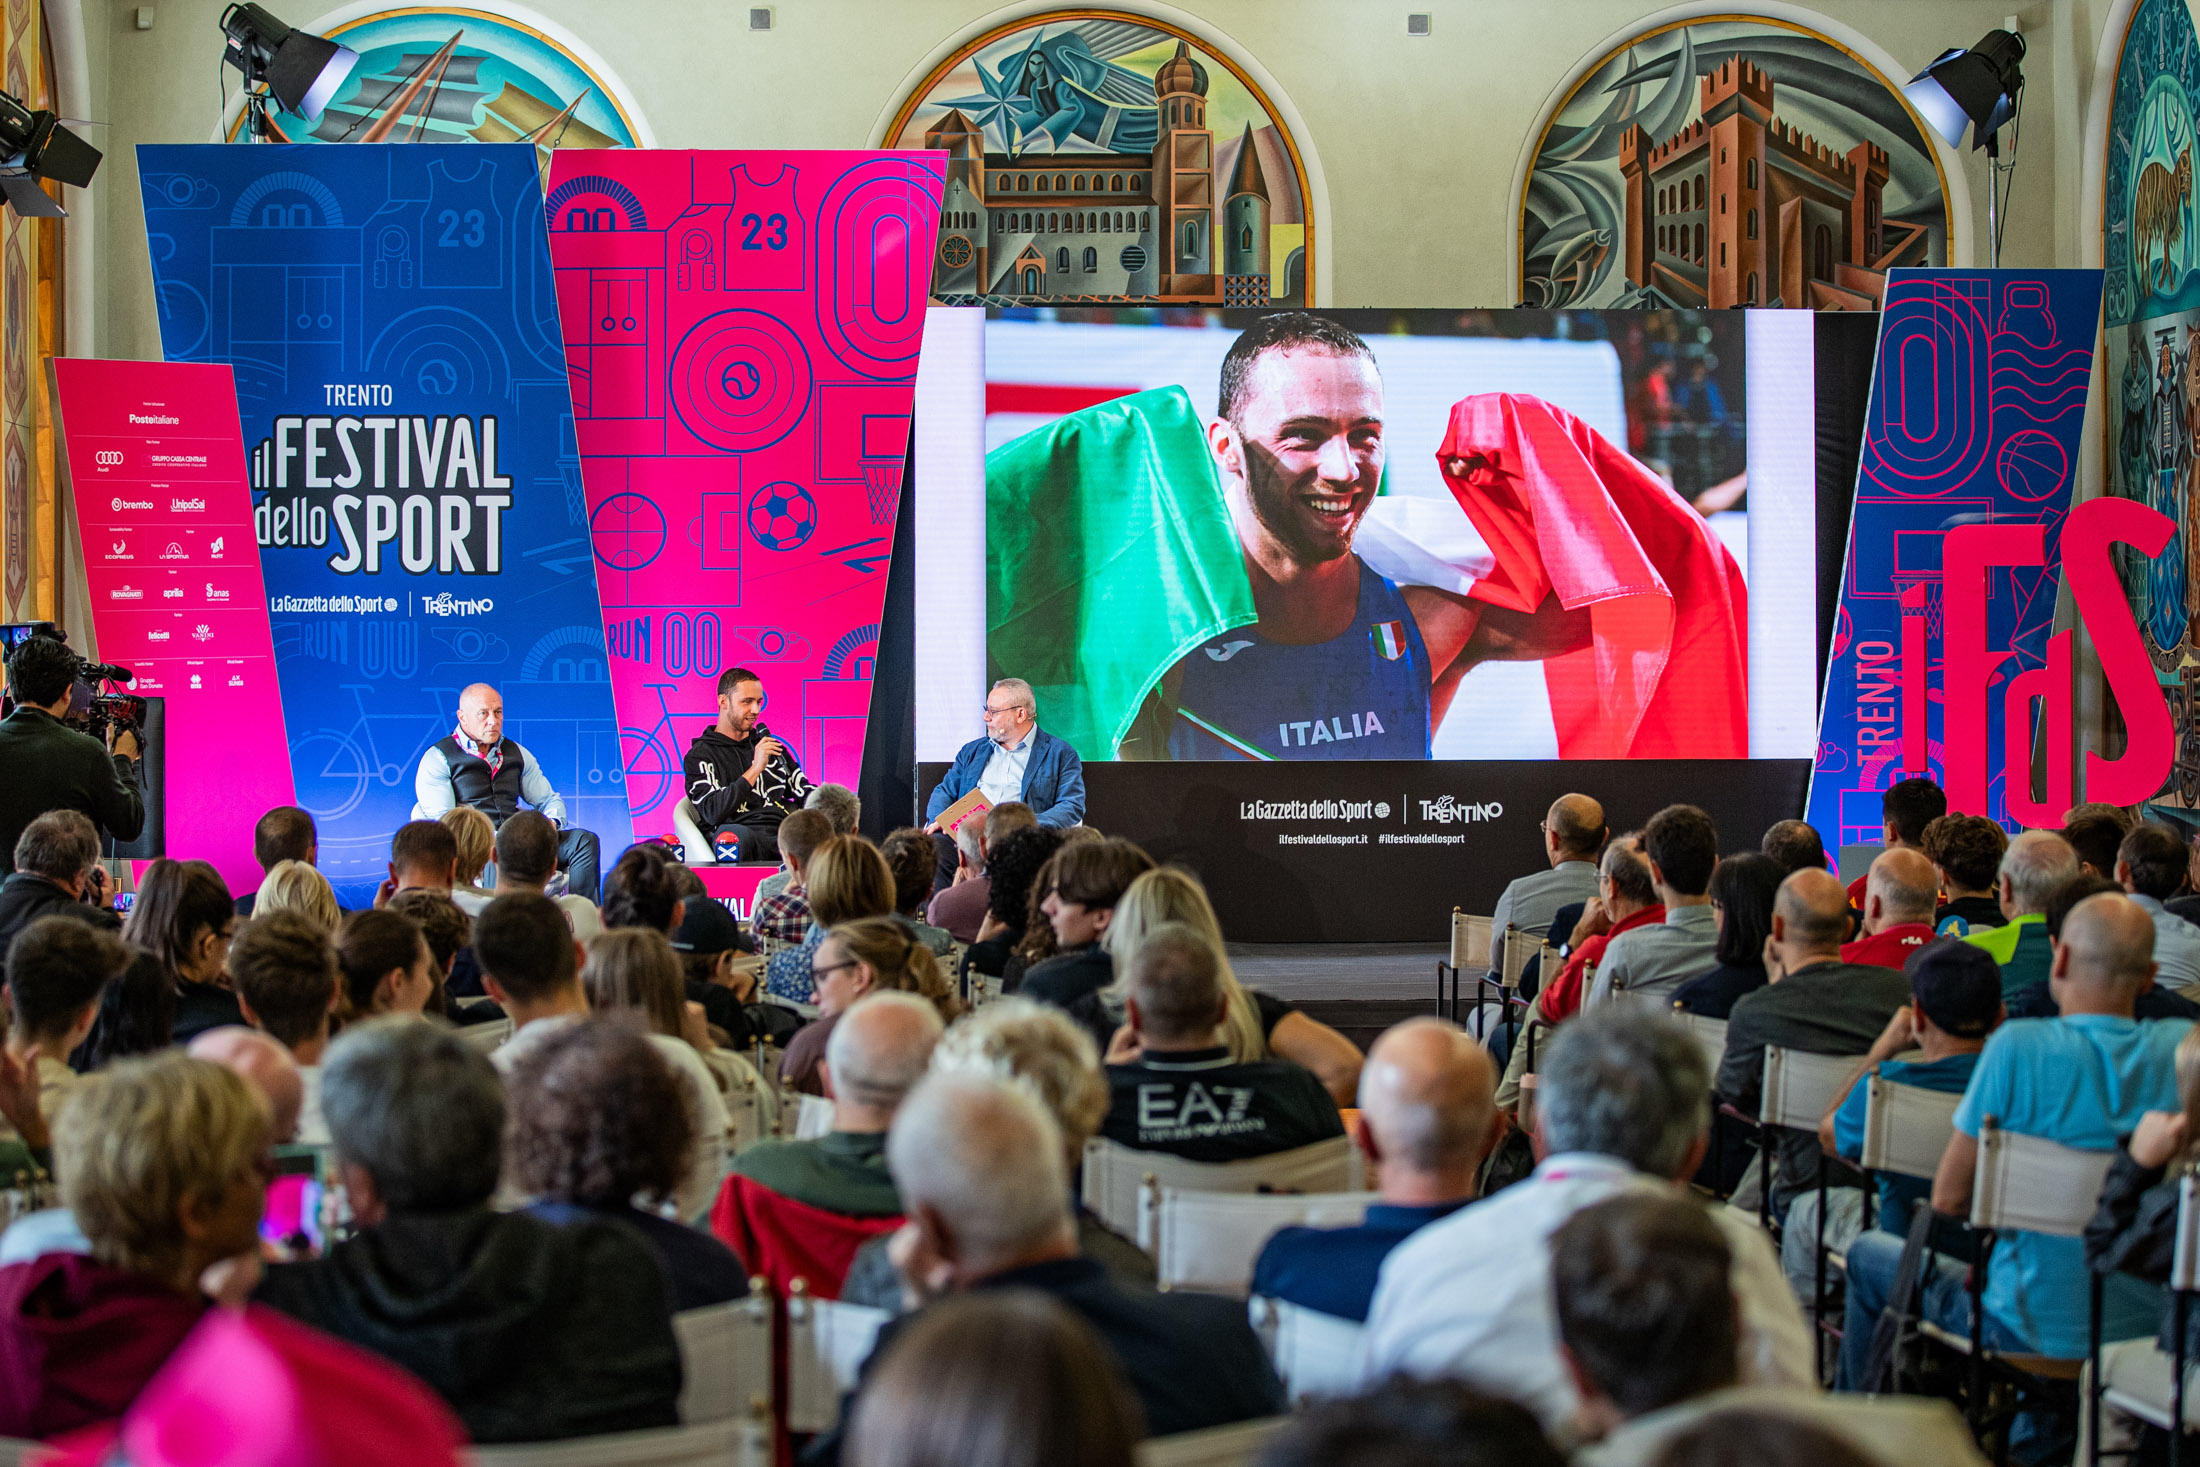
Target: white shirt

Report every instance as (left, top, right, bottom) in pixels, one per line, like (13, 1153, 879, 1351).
(2130, 894, 2200, 990)
(296, 1064, 328, 1146)
(977, 725, 1037, 807)
(494, 1015, 730, 1225)
(1362, 1153, 1814, 1433)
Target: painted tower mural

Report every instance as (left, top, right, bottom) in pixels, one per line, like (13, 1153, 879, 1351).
(884, 13, 1309, 307)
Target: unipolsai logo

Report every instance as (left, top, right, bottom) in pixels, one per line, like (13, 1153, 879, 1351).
(1417, 795, 1504, 825)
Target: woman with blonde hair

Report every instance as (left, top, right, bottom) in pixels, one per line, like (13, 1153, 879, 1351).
(766, 835, 895, 1004)
(1093, 867, 1363, 1106)
(438, 805, 496, 905)
(780, 916, 964, 1095)
(254, 859, 341, 932)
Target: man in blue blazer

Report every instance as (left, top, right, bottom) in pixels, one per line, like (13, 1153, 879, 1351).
(925, 678, 1085, 885)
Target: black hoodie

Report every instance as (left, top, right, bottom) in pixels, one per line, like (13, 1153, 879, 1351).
(684, 721, 812, 829)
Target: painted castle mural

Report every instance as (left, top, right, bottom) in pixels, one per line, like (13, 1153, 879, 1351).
(884, 14, 1310, 307)
(1522, 18, 1948, 310)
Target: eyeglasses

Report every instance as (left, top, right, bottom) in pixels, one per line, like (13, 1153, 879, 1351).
(811, 959, 859, 982)
(983, 704, 1025, 717)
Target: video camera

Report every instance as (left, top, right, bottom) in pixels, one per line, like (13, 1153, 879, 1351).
(0, 621, 143, 741)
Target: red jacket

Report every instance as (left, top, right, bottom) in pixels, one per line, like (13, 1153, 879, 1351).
(0, 1253, 206, 1439)
(1539, 904, 1666, 1025)
(1841, 922, 1937, 971)
(709, 1174, 902, 1301)
(1438, 395, 1749, 758)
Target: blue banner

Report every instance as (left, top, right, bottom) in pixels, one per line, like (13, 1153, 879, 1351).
(140, 143, 623, 903)
(1805, 269, 2102, 846)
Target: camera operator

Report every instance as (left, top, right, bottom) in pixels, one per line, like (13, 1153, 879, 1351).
(0, 634, 143, 875)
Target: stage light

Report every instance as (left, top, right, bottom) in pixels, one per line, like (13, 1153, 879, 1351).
(219, 4, 359, 127)
(1902, 29, 2025, 151)
(0, 91, 99, 218)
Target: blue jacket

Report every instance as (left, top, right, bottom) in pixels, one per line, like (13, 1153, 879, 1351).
(926, 727, 1085, 828)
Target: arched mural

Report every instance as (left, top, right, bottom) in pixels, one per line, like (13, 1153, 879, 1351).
(1519, 15, 1949, 310)
(882, 10, 1311, 307)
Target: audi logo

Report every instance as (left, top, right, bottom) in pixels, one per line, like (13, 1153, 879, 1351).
(94, 451, 123, 466)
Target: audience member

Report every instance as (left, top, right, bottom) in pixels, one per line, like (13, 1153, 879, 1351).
(2063, 809, 2129, 881)
(234, 806, 317, 917)
(2001, 872, 2200, 1024)
(1840, 894, 2188, 1391)
(507, 1018, 747, 1311)
(1671, 853, 1781, 1019)
(6, 917, 126, 1115)
(753, 808, 836, 945)
(1923, 814, 2009, 937)
(0, 1054, 267, 1438)
(927, 801, 1037, 944)
(334, 908, 438, 1024)
(1965, 830, 2079, 998)
(1780, 939, 2002, 1301)
(378, 820, 458, 908)
(1018, 839, 1156, 1011)
(119, 857, 242, 1048)
(811, 1071, 1279, 1462)
(1102, 924, 1342, 1162)
(767, 835, 896, 1003)
(1362, 1009, 1811, 1431)
(1716, 868, 1908, 1220)
(1556, 1193, 1982, 1467)
(0, 812, 118, 967)
(724, 991, 941, 1226)
(2118, 821, 2200, 989)
(970, 826, 1068, 979)
(809, 781, 862, 836)
(385, 888, 468, 1014)
(1253, 1018, 1499, 1320)
(1845, 776, 1948, 906)
(1642, 1412, 1886, 1467)
(881, 828, 954, 956)
(1093, 866, 1363, 1104)
(186, 1026, 305, 1143)
(600, 843, 683, 936)
(1759, 820, 1828, 878)
(253, 859, 341, 931)
(482, 811, 603, 940)
(842, 998, 1150, 1312)
(1491, 795, 1606, 946)
(570, 927, 731, 1222)
(1257, 1378, 1566, 1467)
(845, 1291, 1143, 1467)
(226, 908, 340, 1142)
(1839, 847, 1939, 970)
(255, 1017, 680, 1442)
(1586, 805, 1719, 1008)
(783, 917, 964, 1096)
(474, 890, 588, 1050)
(670, 892, 760, 1046)
(1515, 836, 1659, 1069)
(439, 805, 496, 910)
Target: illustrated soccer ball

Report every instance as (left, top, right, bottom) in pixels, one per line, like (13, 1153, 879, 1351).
(748, 483, 818, 551)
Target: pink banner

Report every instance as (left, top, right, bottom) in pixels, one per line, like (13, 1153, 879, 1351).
(544, 151, 944, 843)
(56, 358, 293, 895)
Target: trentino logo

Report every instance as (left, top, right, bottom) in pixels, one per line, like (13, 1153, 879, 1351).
(1416, 796, 1504, 825)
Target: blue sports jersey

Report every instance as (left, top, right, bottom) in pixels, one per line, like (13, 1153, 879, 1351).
(1168, 558, 1432, 760)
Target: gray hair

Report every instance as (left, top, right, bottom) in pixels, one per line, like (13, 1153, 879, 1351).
(826, 991, 944, 1111)
(320, 1016, 504, 1211)
(990, 678, 1036, 713)
(887, 1071, 1068, 1263)
(1537, 1008, 1708, 1178)
(12, 810, 99, 883)
(805, 783, 862, 836)
(2002, 830, 2080, 914)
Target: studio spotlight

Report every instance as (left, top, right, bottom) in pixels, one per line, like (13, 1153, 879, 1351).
(0, 92, 99, 218)
(1904, 29, 2027, 265)
(219, 3, 360, 135)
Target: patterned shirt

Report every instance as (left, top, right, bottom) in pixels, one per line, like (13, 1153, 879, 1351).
(753, 888, 812, 946)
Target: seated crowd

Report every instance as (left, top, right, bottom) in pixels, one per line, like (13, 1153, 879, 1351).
(5, 773, 2200, 1467)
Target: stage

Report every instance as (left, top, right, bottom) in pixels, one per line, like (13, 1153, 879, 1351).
(1229, 942, 1443, 1053)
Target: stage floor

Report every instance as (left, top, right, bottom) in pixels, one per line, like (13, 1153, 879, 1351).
(1226, 942, 1444, 1055)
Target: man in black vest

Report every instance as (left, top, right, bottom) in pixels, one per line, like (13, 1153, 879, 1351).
(412, 683, 601, 901)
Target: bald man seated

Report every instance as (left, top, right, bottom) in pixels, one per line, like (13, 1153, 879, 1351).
(1840, 847, 1941, 971)
(1490, 794, 1607, 950)
(1716, 868, 1911, 1222)
(1251, 1018, 1503, 1320)
(413, 682, 601, 901)
(1840, 893, 2190, 1386)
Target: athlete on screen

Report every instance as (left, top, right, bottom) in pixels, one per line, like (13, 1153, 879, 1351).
(1119, 314, 1590, 760)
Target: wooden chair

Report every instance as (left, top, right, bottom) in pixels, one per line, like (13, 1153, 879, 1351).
(1081, 1136, 1362, 1241)
(1141, 1186, 1376, 1296)
(1250, 1295, 1367, 1405)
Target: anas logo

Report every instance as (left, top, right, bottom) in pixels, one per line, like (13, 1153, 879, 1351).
(191, 623, 214, 643)
(1417, 796, 1503, 824)
(1205, 639, 1255, 662)
(204, 582, 229, 603)
(423, 593, 494, 617)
